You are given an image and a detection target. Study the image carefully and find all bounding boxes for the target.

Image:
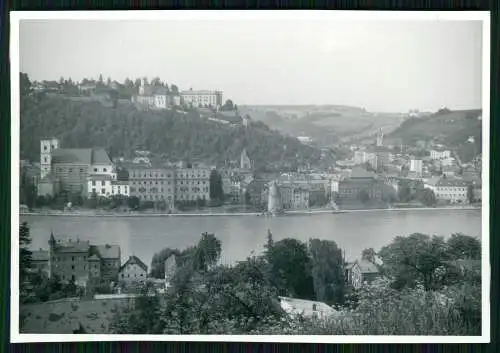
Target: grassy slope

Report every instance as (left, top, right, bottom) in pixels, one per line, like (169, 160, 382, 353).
(20, 298, 134, 333)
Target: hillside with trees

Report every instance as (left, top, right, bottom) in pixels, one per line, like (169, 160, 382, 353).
(389, 108, 482, 162)
(20, 95, 322, 171)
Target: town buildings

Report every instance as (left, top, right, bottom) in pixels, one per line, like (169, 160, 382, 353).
(180, 89, 223, 108)
(336, 167, 385, 202)
(118, 256, 148, 284)
(410, 159, 423, 175)
(175, 166, 211, 203)
(354, 150, 378, 170)
(128, 165, 176, 209)
(424, 177, 469, 204)
(38, 138, 126, 199)
(132, 79, 181, 109)
(45, 234, 121, 288)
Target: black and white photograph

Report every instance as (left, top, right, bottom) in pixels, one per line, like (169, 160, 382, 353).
(11, 11, 489, 343)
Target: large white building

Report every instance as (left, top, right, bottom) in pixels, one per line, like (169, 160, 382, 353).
(180, 89, 223, 108)
(354, 151, 378, 170)
(424, 178, 469, 204)
(410, 159, 423, 175)
(430, 149, 451, 160)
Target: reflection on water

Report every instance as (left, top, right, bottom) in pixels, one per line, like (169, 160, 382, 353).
(21, 209, 482, 266)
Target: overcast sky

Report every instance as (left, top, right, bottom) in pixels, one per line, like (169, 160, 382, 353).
(19, 19, 483, 112)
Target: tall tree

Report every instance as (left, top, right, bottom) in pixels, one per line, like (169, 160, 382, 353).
(170, 84, 179, 95)
(379, 233, 450, 291)
(150, 247, 181, 278)
(19, 222, 33, 302)
(194, 232, 222, 272)
(446, 233, 481, 260)
(361, 248, 377, 263)
(268, 238, 315, 299)
(209, 170, 224, 202)
(20, 73, 32, 97)
(309, 239, 345, 305)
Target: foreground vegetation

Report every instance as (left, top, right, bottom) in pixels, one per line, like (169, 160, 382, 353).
(19, 216, 481, 335)
(113, 232, 481, 335)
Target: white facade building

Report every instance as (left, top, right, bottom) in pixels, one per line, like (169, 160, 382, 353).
(111, 181, 130, 197)
(410, 159, 423, 175)
(87, 175, 114, 197)
(180, 89, 223, 108)
(430, 149, 451, 160)
(424, 178, 469, 204)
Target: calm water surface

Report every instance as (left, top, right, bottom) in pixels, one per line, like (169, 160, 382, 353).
(21, 209, 482, 266)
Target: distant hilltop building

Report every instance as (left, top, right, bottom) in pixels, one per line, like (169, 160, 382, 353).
(180, 88, 223, 109)
(132, 79, 181, 109)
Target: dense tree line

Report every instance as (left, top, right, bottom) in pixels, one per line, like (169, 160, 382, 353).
(109, 229, 481, 335)
(20, 94, 321, 171)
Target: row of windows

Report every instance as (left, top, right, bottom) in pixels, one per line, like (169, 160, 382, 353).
(130, 187, 173, 193)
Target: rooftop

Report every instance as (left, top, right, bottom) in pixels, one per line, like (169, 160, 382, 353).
(120, 255, 148, 272)
(51, 148, 112, 166)
(356, 260, 380, 274)
(96, 244, 120, 260)
(350, 167, 376, 180)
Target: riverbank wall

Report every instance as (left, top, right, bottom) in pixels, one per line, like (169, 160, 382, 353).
(20, 205, 481, 218)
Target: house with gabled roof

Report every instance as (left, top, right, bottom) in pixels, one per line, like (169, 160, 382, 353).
(345, 259, 381, 290)
(118, 255, 148, 284)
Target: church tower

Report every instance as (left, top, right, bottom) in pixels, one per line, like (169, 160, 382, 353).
(40, 138, 60, 179)
(240, 148, 252, 170)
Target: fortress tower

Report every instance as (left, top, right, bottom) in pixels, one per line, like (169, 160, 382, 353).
(40, 138, 60, 179)
(267, 181, 283, 215)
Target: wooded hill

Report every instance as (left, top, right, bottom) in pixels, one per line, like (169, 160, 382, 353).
(389, 109, 482, 162)
(20, 95, 322, 171)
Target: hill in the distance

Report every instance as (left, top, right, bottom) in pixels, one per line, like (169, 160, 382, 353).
(389, 109, 482, 162)
(238, 105, 405, 146)
(20, 96, 323, 171)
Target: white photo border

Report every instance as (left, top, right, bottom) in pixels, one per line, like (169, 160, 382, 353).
(9, 9, 491, 344)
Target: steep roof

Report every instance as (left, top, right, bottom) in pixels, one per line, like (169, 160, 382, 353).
(356, 260, 380, 274)
(350, 167, 376, 180)
(96, 244, 120, 259)
(88, 254, 101, 261)
(51, 148, 112, 165)
(52, 148, 92, 165)
(120, 255, 148, 272)
(54, 241, 91, 253)
(91, 149, 112, 165)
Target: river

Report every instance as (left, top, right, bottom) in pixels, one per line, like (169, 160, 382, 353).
(20, 209, 482, 267)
